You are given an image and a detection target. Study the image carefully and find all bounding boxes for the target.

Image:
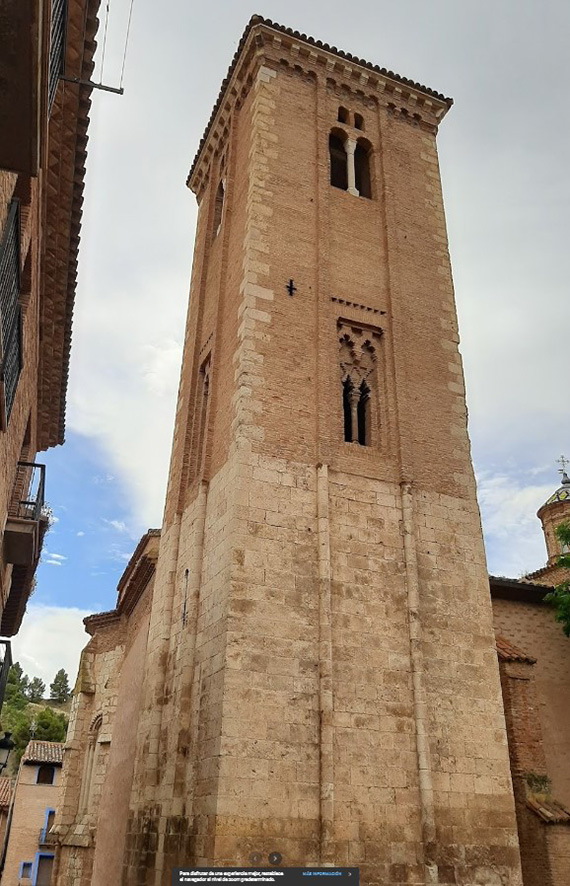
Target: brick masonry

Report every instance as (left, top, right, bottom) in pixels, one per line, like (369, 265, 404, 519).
(0, 169, 42, 615)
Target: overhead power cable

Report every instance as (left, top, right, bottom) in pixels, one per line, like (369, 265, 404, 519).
(99, 0, 111, 84)
(119, 0, 135, 90)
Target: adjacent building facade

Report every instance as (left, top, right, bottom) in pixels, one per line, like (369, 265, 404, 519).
(49, 15, 570, 886)
(52, 531, 160, 885)
(0, 0, 100, 645)
(0, 741, 63, 886)
(490, 472, 570, 886)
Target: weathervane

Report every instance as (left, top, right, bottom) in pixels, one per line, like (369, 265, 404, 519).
(556, 455, 569, 481)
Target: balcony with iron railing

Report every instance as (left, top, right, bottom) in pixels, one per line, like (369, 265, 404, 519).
(2, 462, 48, 636)
(5, 461, 46, 560)
(0, 200, 22, 425)
(38, 825, 57, 847)
(0, 0, 68, 173)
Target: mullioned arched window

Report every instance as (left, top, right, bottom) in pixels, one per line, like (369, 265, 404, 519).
(339, 325, 380, 446)
(329, 127, 372, 199)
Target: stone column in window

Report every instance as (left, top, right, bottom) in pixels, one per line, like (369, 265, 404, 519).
(345, 138, 359, 196)
(349, 382, 359, 442)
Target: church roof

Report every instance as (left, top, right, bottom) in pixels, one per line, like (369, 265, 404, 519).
(188, 15, 453, 186)
(540, 471, 570, 508)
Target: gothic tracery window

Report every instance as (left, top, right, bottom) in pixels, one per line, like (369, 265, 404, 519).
(339, 324, 380, 447)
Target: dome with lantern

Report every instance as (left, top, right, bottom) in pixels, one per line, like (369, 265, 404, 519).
(542, 471, 570, 507)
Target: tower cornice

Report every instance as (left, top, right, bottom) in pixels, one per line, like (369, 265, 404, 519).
(187, 15, 453, 197)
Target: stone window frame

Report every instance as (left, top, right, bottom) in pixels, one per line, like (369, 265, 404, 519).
(338, 319, 382, 448)
(78, 712, 103, 816)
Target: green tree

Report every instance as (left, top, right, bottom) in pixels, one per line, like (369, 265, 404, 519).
(49, 668, 71, 703)
(5, 662, 29, 709)
(544, 522, 570, 637)
(26, 677, 46, 703)
(9, 662, 23, 683)
(34, 708, 67, 742)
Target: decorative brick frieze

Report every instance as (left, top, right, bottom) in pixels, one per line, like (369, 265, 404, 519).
(188, 17, 451, 196)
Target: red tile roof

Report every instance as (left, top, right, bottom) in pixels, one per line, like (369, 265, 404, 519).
(0, 776, 12, 808)
(22, 741, 64, 765)
(527, 797, 570, 824)
(496, 635, 537, 665)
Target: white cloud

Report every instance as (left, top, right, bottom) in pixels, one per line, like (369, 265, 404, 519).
(56, 3, 569, 574)
(76, 531, 85, 537)
(91, 474, 115, 486)
(43, 551, 67, 567)
(11, 605, 92, 688)
(103, 518, 129, 534)
(476, 469, 554, 578)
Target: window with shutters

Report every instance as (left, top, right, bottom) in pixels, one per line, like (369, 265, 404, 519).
(0, 201, 22, 425)
(48, 0, 67, 112)
(36, 765, 55, 785)
(36, 854, 54, 886)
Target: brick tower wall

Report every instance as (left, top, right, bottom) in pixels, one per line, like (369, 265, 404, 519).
(122, 26, 523, 886)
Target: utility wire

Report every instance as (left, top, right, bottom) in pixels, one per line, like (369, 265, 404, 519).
(119, 0, 135, 89)
(99, 0, 111, 84)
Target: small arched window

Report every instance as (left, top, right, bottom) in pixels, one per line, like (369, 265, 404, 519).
(354, 113, 364, 131)
(212, 180, 224, 236)
(37, 765, 55, 785)
(337, 106, 349, 124)
(354, 140, 372, 199)
(78, 714, 102, 816)
(329, 133, 348, 191)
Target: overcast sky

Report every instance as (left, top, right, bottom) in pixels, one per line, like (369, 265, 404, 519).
(13, 0, 570, 684)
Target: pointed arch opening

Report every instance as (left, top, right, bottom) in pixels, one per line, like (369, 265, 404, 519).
(337, 106, 349, 124)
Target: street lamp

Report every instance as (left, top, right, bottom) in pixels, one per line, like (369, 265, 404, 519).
(0, 732, 15, 772)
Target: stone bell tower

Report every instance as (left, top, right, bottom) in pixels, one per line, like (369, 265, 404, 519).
(537, 459, 570, 567)
(123, 17, 524, 886)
